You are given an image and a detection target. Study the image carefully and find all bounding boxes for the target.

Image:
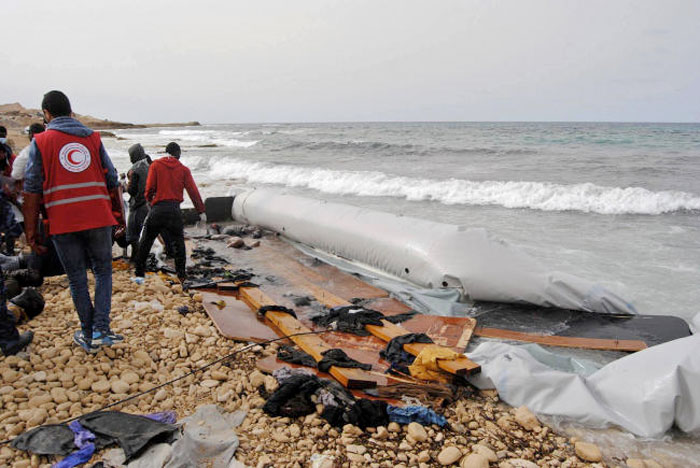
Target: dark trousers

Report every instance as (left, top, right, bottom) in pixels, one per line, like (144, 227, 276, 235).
(127, 203, 149, 244)
(0, 265, 20, 352)
(135, 202, 186, 279)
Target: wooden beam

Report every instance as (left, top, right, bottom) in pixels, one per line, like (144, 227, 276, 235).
(236, 285, 378, 389)
(260, 258, 481, 378)
(474, 327, 648, 352)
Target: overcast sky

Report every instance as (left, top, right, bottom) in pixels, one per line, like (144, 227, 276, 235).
(2, 0, 698, 123)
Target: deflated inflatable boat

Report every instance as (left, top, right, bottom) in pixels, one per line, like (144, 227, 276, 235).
(232, 189, 636, 315)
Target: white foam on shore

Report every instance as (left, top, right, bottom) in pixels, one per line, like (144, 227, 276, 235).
(210, 158, 700, 215)
(115, 129, 259, 148)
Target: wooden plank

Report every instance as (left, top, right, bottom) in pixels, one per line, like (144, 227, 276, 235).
(200, 291, 279, 342)
(262, 258, 481, 378)
(475, 327, 648, 352)
(236, 285, 379, 389)
(260, 243, 389, 301)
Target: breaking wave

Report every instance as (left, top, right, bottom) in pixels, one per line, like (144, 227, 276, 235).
(211, 158, 700, 215)
(276, 139, 535, 156)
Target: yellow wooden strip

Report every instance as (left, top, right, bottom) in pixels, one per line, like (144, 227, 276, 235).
(236, 285, 378, 389)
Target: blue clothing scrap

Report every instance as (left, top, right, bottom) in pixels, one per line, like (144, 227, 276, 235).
(386, 405, 447, 427)
(53, 421, 96, 468)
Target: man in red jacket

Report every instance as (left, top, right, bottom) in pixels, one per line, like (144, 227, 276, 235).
(133, 142, 205, 282)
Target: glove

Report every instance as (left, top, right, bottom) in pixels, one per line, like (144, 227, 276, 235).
(21, 192, 48, 255)
(199, 212, 207, 224)
(109, 186, 126, 238)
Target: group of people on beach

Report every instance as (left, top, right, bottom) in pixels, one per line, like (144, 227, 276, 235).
(0, 90, 206, 357)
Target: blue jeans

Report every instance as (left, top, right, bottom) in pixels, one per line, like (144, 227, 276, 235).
(52, 226, 113, 342)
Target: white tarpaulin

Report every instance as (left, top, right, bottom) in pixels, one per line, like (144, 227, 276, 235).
(467, 334, 700, 437)
(232, 189, 636, 315)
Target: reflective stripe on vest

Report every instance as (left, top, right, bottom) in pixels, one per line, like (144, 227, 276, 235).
(43, 181, 107, 195)
(44, 193, 111, 209)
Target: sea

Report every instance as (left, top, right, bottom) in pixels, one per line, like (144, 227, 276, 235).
(106, 122, 700, 328)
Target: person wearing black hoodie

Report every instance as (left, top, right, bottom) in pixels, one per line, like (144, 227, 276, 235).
(126, 143, 151, 262)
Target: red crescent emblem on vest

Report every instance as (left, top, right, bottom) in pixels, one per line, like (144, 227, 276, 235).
(67, 149, 82, 165)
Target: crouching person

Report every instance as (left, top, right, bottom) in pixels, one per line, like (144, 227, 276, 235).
(23, 90, 126, 354)
(0, 265, 33, 356)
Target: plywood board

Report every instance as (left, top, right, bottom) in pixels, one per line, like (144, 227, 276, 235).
(200, 290, 279, 342)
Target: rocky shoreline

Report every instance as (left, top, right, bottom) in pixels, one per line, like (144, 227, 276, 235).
(0, 264, 668, 467)
(0, 102, 199, 151)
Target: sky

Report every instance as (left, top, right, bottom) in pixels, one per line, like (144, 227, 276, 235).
(2, 0, 699, 123)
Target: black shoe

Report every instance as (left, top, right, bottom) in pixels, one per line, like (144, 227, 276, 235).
(7, 269, 44, 287)
(2, 331, 34, 356)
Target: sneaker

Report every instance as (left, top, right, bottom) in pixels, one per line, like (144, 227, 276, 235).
(73, 330, 100, 354)
(92, 329, 125, 346)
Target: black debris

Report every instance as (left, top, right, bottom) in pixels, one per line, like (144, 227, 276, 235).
(321, 398, 389, 429)
(380, 332, 434, 374)
(11, 424, 76, 456)
(257, 305, 297, 319)
(277, 345, 317, 368)
(317, 348, 372, 373)
(263, 374, 321, 418)
(78, 411, 178, 462)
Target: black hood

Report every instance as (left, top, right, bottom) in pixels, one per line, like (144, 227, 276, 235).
(128, 143, 149, 164)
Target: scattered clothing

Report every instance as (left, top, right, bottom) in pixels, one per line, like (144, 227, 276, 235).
(78, 411, 178, 462)
(277, 344, 317, 368)
(386, 405, 447, 427)
(322, 398, 389, 429)
(317, 348, 372, 373)
(380, 332, 434, 374)
(311, 306, 416, 336)
(54, 421, 96, 468)
(408, 345, 461, 383)
(272, 366, 315, 384)
(263, 374, 322, 418)
(11, 424, 76, 456)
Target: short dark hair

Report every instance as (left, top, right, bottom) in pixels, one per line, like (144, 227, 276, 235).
(0, 126, 6, 137)
(28, 123, 45, 139)
(165, 142, 181, 158)
(41, 90, 72, 117)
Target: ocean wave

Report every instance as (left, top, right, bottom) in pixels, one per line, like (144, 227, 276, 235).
(208, 158, 700, 215)
(274, 139, 535, 157)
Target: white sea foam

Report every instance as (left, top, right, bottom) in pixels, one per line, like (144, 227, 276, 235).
(115, 129, 258, 148)
(209, 158, 700, 215)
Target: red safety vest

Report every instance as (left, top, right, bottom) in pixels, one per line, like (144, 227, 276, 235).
(34, 130, 116, 235)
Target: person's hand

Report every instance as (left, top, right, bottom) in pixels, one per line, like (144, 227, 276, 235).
(114, 224, 126, 239)
(29, 241, 48, 256)
(199, 213, 207, 224)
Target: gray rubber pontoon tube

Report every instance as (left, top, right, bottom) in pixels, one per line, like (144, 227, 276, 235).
(233, 189, 636, 315)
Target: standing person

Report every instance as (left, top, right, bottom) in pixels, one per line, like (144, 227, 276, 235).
(12, 123, 45, 183)
(0, 266, 34, 356)
(0, 126, 15, 177)
(134, 142, 205, 282)
(23, 90, 126, 353)
(126, 143, 151, 262)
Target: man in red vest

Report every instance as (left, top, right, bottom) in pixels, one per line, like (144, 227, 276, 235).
(23, 90, 126, 353)
(133, 142, 205, 282)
